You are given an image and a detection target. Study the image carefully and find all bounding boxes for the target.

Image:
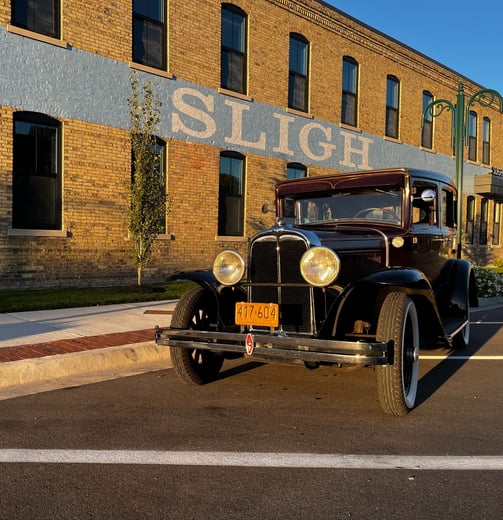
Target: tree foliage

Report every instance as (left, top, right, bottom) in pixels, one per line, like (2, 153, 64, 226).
(128, 73, 171, 285)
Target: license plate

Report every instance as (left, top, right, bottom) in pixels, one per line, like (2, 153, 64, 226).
(235, 302, 279, 327)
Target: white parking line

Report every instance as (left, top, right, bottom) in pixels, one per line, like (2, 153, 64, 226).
(0, 450, 502, 470)
(420, 355, 503, 360)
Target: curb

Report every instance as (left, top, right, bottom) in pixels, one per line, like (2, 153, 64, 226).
(0, 342, 172, 400)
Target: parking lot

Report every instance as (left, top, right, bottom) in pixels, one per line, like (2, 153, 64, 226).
(0, 304, 501, 519)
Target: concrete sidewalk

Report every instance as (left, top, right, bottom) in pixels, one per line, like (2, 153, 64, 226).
(0, 300, 177, 400)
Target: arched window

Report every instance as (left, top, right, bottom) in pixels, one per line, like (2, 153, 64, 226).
(221, 4, 247, 94)
(288, 33, 309, 112)
(421, 91, 434, 149)
(482, 117, 491, 165)
(385, 75, 400, 138)
(218, 151, 245, 236)
(133, 0, 167, 70)
(468, 111, 478, 162)
(341, 56, 358, 127)
(13, 112, 62, 230)
(286, 163, 307, 179)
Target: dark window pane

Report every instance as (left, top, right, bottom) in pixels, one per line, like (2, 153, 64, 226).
(288, 34, 308, 111)
(286, 163, 306, 179)
(133, 0, 163, 22)
(221, 50, 244, 93)
(341, 92, 356, 126)
(133, 0, 165, 69)
(422, 91, 433, 148)
(221, 5, 246, 93)
(341, 57, 358, 126)
(385, 76, 399, 138)
(218, 153, 244, 236)
(13, 114, 61, 230)
(12, 0, 59, 38)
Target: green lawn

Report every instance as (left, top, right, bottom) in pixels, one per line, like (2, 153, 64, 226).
(0, 281, 196, 313)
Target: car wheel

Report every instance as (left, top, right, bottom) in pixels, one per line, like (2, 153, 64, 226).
(170, 287, 224, 385)
(376, 292, 420, 416)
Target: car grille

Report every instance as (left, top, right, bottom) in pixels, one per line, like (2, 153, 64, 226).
(249, 233, 313, 334)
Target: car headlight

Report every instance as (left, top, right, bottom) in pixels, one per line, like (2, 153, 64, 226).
(300, 247, 340, 287)
(213, 250, 245, 286)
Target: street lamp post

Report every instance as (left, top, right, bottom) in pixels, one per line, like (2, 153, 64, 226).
(422, 83, 503, 258)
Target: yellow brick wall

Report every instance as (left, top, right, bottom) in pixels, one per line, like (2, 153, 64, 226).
(1, 0, 502, 288)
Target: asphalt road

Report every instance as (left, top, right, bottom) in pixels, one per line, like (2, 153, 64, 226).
(0, 306, 501, 519)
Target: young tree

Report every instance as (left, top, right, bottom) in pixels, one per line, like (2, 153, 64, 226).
(128, 73, 170, 286)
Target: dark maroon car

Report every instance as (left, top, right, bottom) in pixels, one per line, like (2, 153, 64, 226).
(156, 168, 478, 415)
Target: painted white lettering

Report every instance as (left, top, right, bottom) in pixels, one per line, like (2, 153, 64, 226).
(224, 100, 266, 150)
(299, 122, 336, 161)
(339, 130, 373, 169)
(272, 113, 295, 156)
(171, 88, 216, 139)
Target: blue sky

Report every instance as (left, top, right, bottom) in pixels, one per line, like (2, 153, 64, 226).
(324, 0, 503, 95)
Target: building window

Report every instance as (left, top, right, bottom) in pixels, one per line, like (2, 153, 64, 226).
(482, 117, 491, 165)
(493, 201, 501, 246)
(288, 33, 309, 112)
(341, 56, 358, 127)
(468, 110, 477, 162)
(479, 198, 489, 245)
(221, 4, 247, 94)
(133, 0, 166, 70)
(385, 75, 400, 138)
(286, 163, 307, 179)
(421, 91, 434, 149)
(12, 0, 60, 38)
(12, 112, 61, 230)
(466, 196, 475, 244)
(218, 152, 245, 236)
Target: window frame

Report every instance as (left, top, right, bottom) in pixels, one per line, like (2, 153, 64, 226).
(421, 91, 434, 149)
(286, 162, 307, 179)
(218, 151, 245, 237)
(468, 110, 478, 162)
(11, 0, 60, 39)
(482, 117, 491, 165)
(288, 33, 309, 112)
(479, 197, 489, 245)
(132, 0, 167, 71)
(465, 195, 475, 244)
(492, 201, 501, 246)
(220, 3, 247, 95)
(341, 56, 358, 127)
(385, 75, 400, 139)
(12, 111, 62, 231)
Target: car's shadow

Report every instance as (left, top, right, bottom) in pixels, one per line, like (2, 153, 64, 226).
(416, 315, 500, 407)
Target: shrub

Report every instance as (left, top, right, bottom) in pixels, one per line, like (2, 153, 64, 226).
(475, 267, 503, 297)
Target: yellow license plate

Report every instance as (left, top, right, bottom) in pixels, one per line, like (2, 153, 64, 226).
(235, 302, 279, 327)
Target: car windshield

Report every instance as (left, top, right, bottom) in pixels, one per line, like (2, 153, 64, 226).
(282, 186, 403, 225)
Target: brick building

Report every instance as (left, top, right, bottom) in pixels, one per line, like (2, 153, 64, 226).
(0, 0, 502, 289)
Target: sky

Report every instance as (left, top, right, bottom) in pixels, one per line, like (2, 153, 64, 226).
(324, 0, 503, 95)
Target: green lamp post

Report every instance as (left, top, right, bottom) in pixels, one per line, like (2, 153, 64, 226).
(422, 84, 503, 258)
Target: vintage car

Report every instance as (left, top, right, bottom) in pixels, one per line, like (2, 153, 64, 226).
(156, 167, 478, 415)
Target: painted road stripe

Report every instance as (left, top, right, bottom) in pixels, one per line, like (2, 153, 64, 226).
(0, 450, 502, 470)
(420, 355, 503, 360)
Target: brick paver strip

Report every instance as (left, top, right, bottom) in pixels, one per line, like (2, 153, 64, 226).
(0, 329, 154, 363)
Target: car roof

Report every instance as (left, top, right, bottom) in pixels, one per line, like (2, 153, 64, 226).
(276, 167, 454, 197)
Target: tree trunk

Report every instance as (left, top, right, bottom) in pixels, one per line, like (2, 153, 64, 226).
(137, 266, 142, 286)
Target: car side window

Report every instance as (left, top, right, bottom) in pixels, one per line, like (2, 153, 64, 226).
(441, 187, 456, 228)
(412, 183, 437, 226)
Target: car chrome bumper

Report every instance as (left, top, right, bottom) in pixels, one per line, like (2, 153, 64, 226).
(155, 328, 390, 366)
